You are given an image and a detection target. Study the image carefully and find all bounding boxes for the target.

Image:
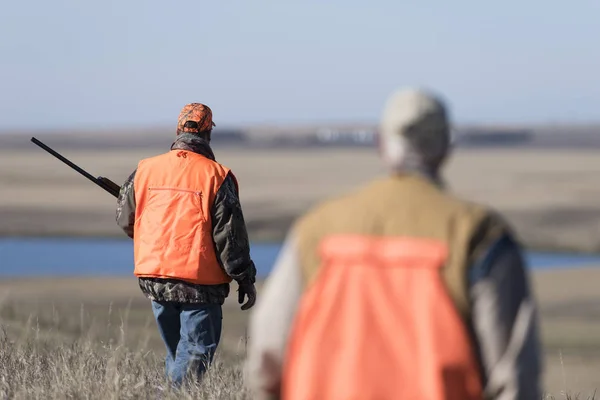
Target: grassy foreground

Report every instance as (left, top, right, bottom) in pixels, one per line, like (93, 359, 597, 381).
(1, 274, 600, 399)
(0, 288, 251, 399)
(0, 337, 596, 400)
(0, 336, 248, 400)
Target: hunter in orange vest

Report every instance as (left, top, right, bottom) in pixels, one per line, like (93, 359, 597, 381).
(246, 89, 542, 400)
(116, 103, 257, 386)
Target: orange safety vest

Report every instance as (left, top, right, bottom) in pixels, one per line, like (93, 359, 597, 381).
(282, 234, 483, 400)
(132, 149, 235, 285)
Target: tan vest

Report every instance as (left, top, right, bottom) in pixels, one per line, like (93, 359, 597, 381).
(132, 149, 235, 285)
(282, 174, 509, 400)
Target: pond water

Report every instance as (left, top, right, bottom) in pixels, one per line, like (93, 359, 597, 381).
(1, 237, 599, 278)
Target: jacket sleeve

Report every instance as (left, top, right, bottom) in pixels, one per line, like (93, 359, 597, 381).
(245, 231, 303, 400)
(468, 233, 543, 400)
(211, 172, 257, 284)
(115, 169, 137, 239)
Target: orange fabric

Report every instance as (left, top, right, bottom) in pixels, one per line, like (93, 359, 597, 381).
(282, 235, 483, 400)
(132, 149, 233, 285)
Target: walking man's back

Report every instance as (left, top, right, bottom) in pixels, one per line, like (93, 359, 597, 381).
(246, 89, 542, 399)
(116, 103, 257, 386)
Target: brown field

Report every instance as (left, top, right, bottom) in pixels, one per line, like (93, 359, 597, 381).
(1, 144, 600, 397)
(1, 146, 600, 252)
(1, 268, 600, 398)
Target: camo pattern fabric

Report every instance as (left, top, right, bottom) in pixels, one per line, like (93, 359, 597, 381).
(171, 132, 216, 160)
(115, 170, 136, 238)
(138, 277, 230, 305)
(116, 133, 256, 304)
(177, 103, 216, 134)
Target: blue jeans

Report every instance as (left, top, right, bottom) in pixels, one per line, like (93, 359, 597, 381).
(151, 301, 223, 386)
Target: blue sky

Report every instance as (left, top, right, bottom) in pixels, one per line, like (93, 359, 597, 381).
(1, 0, 599, 130)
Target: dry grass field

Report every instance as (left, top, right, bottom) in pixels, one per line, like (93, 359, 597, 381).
(0, 269, 600, 398)
(0, 278, 250, 399)
(1, 144, 600, 397)
(1, 146, 600, 252)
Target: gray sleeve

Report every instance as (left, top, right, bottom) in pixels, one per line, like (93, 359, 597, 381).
(115, 169, 136, 239)
(211, 173, 257, 284)
(245, 231, 303, 400)
(468, 234, 543, 400)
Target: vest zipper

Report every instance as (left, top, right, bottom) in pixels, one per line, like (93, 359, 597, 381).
(148, 187, 202, 195)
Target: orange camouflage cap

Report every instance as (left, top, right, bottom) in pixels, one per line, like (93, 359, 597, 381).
(176, 103, 216, 134)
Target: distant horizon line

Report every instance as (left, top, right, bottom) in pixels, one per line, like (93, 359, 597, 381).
(3, 119, 600, 136)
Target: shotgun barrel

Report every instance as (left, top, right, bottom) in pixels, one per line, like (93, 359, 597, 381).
(30, 137, 121, 198)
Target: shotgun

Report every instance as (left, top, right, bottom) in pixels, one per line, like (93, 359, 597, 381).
(30, 137, 122, 198)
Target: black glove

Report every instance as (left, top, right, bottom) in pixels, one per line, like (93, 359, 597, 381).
(237, 282, 257, 310)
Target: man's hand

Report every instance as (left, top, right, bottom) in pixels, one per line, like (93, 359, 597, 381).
(238, 282, 257, 310)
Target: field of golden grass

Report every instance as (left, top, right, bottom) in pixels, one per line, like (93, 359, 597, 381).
(1, 144, 600, 397)
(0, 278, 251, 399)
(1, 268, 600, 398)
(1, 146, 600, 252)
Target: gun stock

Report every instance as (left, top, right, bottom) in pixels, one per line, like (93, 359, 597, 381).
(30, 137, 121, 198)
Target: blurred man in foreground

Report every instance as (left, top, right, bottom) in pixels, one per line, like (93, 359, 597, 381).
(246, 89, 542, 399)
(116, 103, 257, 386)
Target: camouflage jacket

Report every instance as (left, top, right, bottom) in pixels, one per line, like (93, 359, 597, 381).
(115, 133, 257, 305)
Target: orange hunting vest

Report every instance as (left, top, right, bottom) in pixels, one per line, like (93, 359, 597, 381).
(132, 149, 235, 285)
(282, 235, 483, 400)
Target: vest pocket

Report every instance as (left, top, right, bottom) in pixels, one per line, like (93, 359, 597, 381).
(139, 187, 206, 252)
(147, 187, 204, 217)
